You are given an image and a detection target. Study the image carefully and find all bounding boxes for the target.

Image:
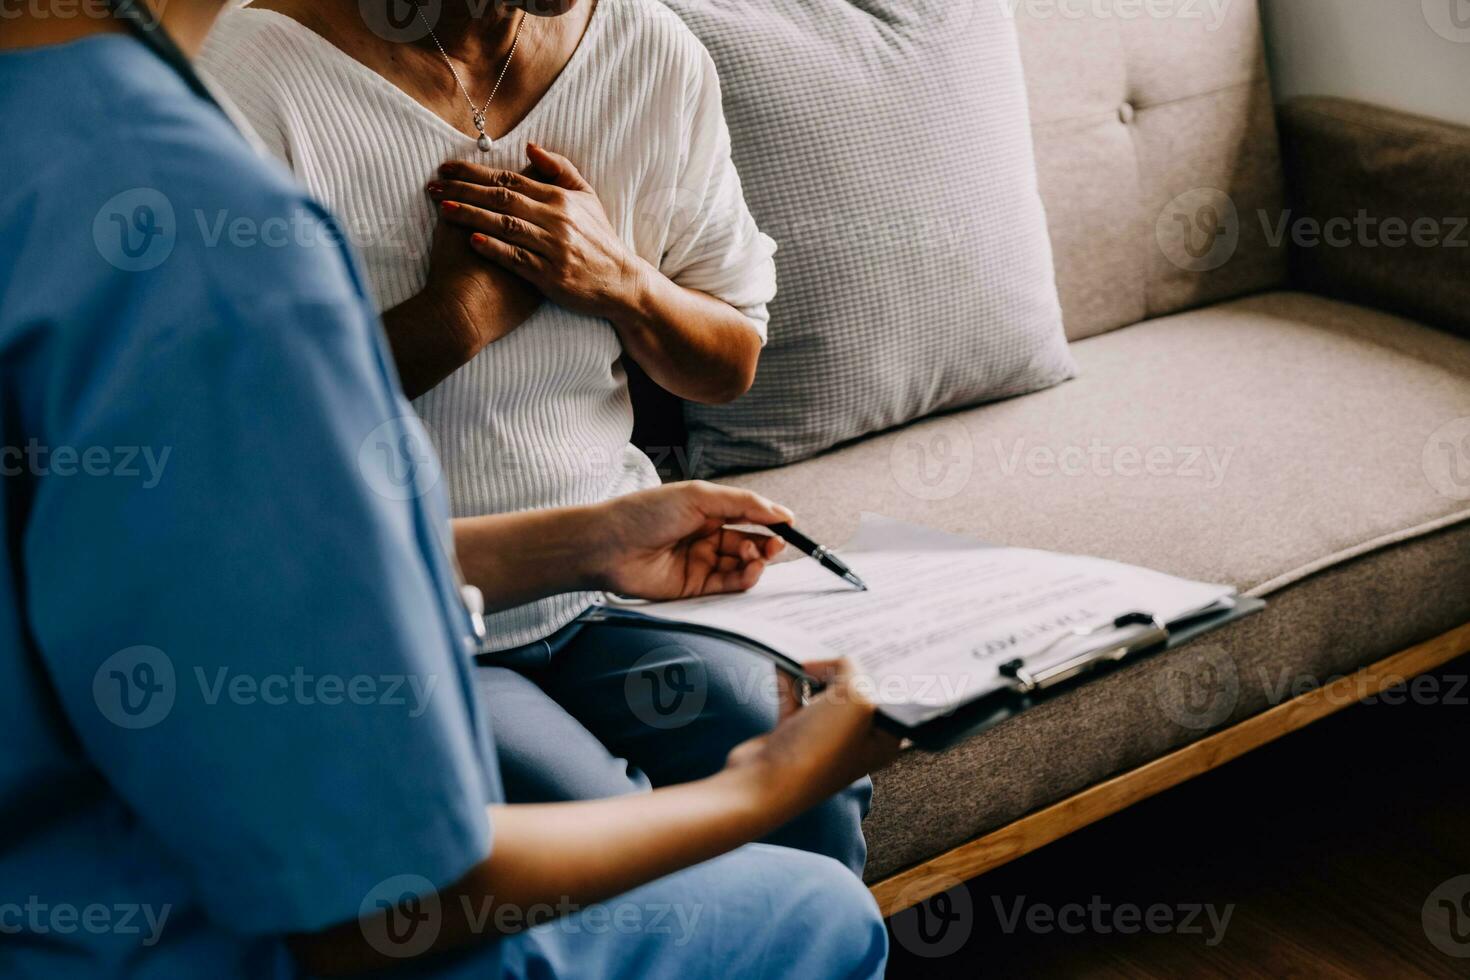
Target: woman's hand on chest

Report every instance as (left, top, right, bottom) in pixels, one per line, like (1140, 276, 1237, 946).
(422, 205, 543, 349)
(428, 143, 651, 322)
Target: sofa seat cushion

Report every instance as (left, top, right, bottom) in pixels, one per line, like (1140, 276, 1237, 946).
(718, 291, 1470, 881)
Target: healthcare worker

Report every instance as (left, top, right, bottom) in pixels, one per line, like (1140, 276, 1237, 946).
(0, 2, 900, 977)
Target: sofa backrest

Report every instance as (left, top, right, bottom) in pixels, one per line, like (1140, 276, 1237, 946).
(1015, 0, 1288, 340)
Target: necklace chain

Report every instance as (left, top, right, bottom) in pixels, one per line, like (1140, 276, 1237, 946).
(417, 7, 528, 139)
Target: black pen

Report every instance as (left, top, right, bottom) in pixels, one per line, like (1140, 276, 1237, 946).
(767, 523, 868, 592)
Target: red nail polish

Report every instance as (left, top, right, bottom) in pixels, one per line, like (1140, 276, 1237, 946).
(426, 182, 444, 194)
(472, 234, 488, 244)
(440, 201, 457, 212)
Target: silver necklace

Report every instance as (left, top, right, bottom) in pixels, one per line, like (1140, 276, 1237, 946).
(417, 7, 527, 152)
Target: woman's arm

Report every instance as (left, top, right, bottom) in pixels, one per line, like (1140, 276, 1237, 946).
(382, 208, 542, 399)
(452, 482, 791, 611)
(430, 146, 763, 405)
(290, 662, 899, 976)
(612, 257, 763, 405)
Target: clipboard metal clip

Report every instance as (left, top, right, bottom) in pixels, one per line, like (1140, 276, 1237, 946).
(999, 612, 1169, 694)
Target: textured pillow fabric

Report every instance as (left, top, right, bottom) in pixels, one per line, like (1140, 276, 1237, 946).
(659, 0, 1077, 475)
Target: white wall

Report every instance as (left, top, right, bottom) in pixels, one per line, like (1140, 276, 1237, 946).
(1261, 0, 1470, 126)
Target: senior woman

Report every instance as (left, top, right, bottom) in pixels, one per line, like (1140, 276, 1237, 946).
(197, 0, 872, 874)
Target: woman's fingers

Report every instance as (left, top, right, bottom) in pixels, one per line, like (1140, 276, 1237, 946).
(683, 532, 769, 597)
(799, 658, 853, 689)
(697, 557, 763, 596)
(685, 481, 796, 528)
(712, 529, 783, 563)
(468, 233, 547, 280)
(526, 142, 591, 191)
(436, 161, 560, 203)
(774, 670, 805, 721)
(429, 179, 554, 225)
(440, 202, 550, 255)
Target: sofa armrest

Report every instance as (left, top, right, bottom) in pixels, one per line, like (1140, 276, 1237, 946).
(1278, 96, 1470, 337)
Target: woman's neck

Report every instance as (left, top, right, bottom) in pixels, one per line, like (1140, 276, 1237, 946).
(418, 3, 526, 63)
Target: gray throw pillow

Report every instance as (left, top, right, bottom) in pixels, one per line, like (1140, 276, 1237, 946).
(659, 0, 1077, 475)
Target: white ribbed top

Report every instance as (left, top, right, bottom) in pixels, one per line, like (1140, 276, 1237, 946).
(200, 0, 777, 651)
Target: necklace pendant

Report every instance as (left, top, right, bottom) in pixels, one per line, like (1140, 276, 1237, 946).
(477, 133, 493, 152)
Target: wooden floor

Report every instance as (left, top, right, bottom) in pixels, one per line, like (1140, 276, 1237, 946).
(883, 654, 1470, 978)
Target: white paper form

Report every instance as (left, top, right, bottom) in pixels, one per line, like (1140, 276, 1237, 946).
(631, 516, 1236, 728)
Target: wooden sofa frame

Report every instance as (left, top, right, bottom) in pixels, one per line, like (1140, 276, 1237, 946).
(872, 620, 1470, 916)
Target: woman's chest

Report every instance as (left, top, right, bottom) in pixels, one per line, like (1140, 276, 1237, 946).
(286, 93, 681, 307)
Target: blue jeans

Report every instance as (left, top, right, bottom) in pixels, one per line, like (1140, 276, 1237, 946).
(474, 619, 872, 876)
(386, 845, 888, 979)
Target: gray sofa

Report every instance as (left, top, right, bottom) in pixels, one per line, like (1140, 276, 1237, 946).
(675, 3, 1470, 896)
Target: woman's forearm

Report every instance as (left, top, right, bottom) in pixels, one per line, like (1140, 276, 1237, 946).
(610, 262, 763, 405)
(475, 769, 777, 927)
(382, 287, 526, 401)
(289, 765, 788, 977)
(451, 507, 601, 611)
(289, 666, 897, 977)
(382, 290, 479, 400)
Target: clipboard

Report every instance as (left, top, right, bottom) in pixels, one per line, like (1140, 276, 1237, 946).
(580, 595, 1265, 752)
(905, 596, 1265, 750)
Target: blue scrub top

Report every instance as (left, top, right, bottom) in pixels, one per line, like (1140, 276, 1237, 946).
(0, 36, 503, 978)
